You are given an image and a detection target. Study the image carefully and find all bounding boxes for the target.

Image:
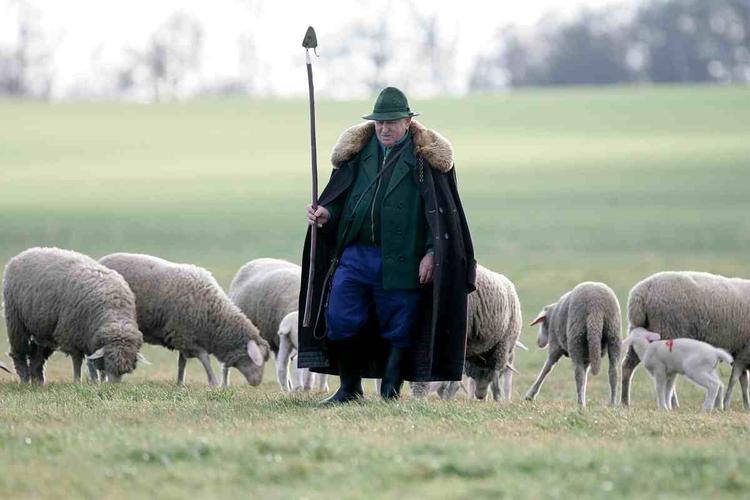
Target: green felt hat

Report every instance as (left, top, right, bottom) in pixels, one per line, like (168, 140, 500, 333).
(362, 87, 420, 121)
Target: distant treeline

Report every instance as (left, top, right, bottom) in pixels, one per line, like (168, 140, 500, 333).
(470, 0, 750, 89)
(1, 0, 748, 100)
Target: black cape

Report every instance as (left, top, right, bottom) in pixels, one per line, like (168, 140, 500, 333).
(297, 121, 476, 381)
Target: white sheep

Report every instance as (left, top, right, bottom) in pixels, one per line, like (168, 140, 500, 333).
(623, 327, 733, 411)
(96, 253, 270, 386)
(229, 258, 328, 392)
(278, 311, 329, 391)
(3, 247, 145, 383)
(524, 282, 622, 406)
(411, 265, 522, 401)
(622, 271, 750, 410)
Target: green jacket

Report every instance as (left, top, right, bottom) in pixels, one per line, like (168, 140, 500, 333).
(325, 132, 432, 290)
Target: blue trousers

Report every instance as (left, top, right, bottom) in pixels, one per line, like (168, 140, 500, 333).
(326, 244, 420, 348)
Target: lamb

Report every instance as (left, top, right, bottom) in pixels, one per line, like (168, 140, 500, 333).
(228, 258, 328, 391)
(623, 327, 733, 411)
(3, 247, 145, 383)
(524, 282, 621, 406)
(411, 265, 523, 401)
(622, 271, 750, 410)
(278, 311, 329, 391)
(95, 253, 270, 386)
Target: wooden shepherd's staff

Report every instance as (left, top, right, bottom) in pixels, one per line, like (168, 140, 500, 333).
(302, 26, 318, 328)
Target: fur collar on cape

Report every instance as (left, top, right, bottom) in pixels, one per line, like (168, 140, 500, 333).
(329, 120, 454, 173)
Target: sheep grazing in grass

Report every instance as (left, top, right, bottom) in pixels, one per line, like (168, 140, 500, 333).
(525, 282, 621, 407)
(411, 265, 522, 401)
(624, 327, 733, 411)
(229, 258, 328, 391)
(95, 253, 270, 386)
(3, 247, 145, 383)
(622, 271, 750, 410)
(412, 340, 527, 400)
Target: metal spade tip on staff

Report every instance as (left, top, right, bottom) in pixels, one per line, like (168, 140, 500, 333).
(302, 26, 318, 328)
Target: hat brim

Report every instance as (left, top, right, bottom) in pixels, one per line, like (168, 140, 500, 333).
(361, 111, 420, 121)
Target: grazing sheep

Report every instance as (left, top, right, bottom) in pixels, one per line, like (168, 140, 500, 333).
(524, 282, 621, 407)
(229, 258, 328, 391)
(624, 327, 733, 411)
(278, 311, 329, 392)
(411, 265, 522, 401)
(622, 271, 750, 410)
(3, 247, 145, 383)
(412, 341, 527, 400)
(95, 253, 270, 386)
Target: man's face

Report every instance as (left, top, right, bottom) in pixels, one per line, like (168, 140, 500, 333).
(375, 117, 411, 147)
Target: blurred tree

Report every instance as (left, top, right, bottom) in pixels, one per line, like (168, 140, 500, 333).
(0, 0, 54, 98)
(120, 11, 204, 101)
(636, 0, 750, 83)
(406, 1, 458, 94)
(470, 0, 750, 90)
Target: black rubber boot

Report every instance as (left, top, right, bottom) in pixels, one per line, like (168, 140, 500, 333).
(380, 346, 405, 400)
(320, 339, 363, 405)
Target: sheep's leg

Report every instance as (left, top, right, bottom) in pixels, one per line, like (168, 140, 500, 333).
(196, 351, 218, 386)
(317, 373, 330, 392)
(653, 370, 669, 410)
(5, 301, 32, 382)
(503, 352, 515, 400)
(664, 373, 677, 410)
(71, 353, 83, 383)
(691, 371, 721, 411)
(574, 363, 589, 407)
(502, 368, 513, 401)
(525, 349, 564, 401)
(275, 337, 293, 392)
(177, 352, 188, 385)
(221, 364, 231, 387)
(670, 389, 679, 409)
(723, 363, 744, 410)
(301, 368, 313, 391)
(620, 345, 641, 406)
(86, 359, 100, 383)
(28, 344, 54, 384)
(607, 342, 620, 406)
(492, 369, 503, 401)
(740, 370, 749, 410)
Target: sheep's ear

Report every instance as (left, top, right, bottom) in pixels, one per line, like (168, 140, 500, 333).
(647, 332, 661, 342)
(87, 348, 105, 360)
(137, 352, 152, 365)
(247, 340, 264, 366)
(0, 361, 11, 374)
(529, 311, 546, 326)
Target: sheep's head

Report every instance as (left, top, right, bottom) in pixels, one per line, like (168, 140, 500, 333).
(530, 304, 555, 348)
(623, 327, 661, 351)
(89, 321, 145, 381)
(229, 338, 270, 386)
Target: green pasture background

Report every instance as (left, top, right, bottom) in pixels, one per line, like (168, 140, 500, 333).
(1, 85, 749, 498)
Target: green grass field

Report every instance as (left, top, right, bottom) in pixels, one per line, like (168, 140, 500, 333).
(1, 85, 749, 498)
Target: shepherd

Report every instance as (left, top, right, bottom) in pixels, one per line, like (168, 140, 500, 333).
(298, 86, 476, 403)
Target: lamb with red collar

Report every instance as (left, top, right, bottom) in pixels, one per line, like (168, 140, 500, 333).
(623, 327, 733, 411)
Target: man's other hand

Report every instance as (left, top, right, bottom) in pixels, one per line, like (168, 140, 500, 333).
(419, 252, 434, 284)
